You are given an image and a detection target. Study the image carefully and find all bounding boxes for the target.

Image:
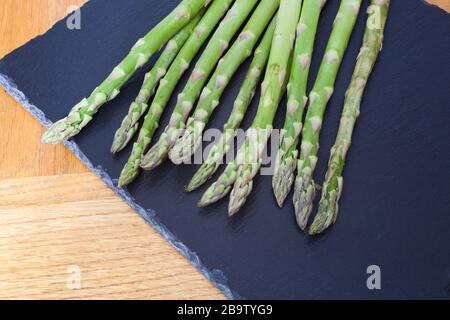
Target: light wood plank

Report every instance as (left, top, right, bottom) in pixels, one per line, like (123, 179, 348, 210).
(0, 173, 224, 299)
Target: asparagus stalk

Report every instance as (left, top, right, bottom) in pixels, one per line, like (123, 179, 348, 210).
(42, 0, 211, 144)
(118, 0, 235, 187)
(141, 0, 259, 170)
(310, 0, 390, 235)
(168, 0, 280, 165)
(293, 0, 362, 230)
(272, 0, 327, 207)
(199, 0, 302, 214)
(111, 11, 204, 154)
(187, 17, 275, 192)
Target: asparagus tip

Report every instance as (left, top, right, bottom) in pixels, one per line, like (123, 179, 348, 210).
(186, 171, 207, 193)
(110, 140, 124, 154)
(169, 126, 201, 165)
(275, 196, 284, 208)
(309, 216, 328, 235)
(118, 170, 137, 188)
(228, 187, 246, 217)
(186, 175, 205, 192)
(295, 205, 314, 231)
(293, 172, 323, 230)
(140, 153, 161, 171)
(41, 120, 72, 144)
(185, 183, 196, 193)
(41, 133, 58, 145)
(110, 146, 119, 155)
(272, 176, 286, 208)
(228, 206, 239, 217)
(228, 190, 244, 215)
(197, 199, 207, 208)
(272, 151, 298, 208)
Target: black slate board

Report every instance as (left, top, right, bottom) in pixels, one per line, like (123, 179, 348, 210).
(1, 0, 449, 299)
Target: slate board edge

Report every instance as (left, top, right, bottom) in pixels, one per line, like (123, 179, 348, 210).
(0, 72, 239, 300)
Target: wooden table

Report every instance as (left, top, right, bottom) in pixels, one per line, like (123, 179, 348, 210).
(0, 0, 448, 300)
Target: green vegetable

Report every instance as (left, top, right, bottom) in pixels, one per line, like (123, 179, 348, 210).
(272, 0, 327, 207)
(140, 0, 259, 170)
(169, 0, 280, 165)
(310, 0, 390, 235)
(111, 11, 204, 154)
(199, 0, 302, 215)
(293, 0, 362, 230)
(42, 0, 211, 144)
(187, 17, 275, 192)
(117, 0, 235, 187)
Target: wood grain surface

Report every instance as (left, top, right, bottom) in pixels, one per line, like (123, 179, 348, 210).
(0, 0, 448, 300)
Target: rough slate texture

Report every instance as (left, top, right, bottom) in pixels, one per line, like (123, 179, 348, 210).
(1, 0, 449, 299)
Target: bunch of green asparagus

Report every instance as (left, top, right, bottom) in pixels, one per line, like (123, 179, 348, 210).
(43, 0, 390, 235)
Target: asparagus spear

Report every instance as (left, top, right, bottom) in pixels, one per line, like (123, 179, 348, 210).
(293, 0, 362, 230)
(272, 0, 327, 207)
(41, 0, 211, 144)
(118, 0, 235, 187)
(199, 0, 302, 213)
(228, 0, 302, 215)
(168, 0, 280, 165)
(310, 0, 390, 235)
(111, 11, 204, 154)
(187, 17, 275, 192)
(141, 0, 259, 170)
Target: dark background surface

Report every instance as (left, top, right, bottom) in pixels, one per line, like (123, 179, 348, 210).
(1, 0, 449, 299)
